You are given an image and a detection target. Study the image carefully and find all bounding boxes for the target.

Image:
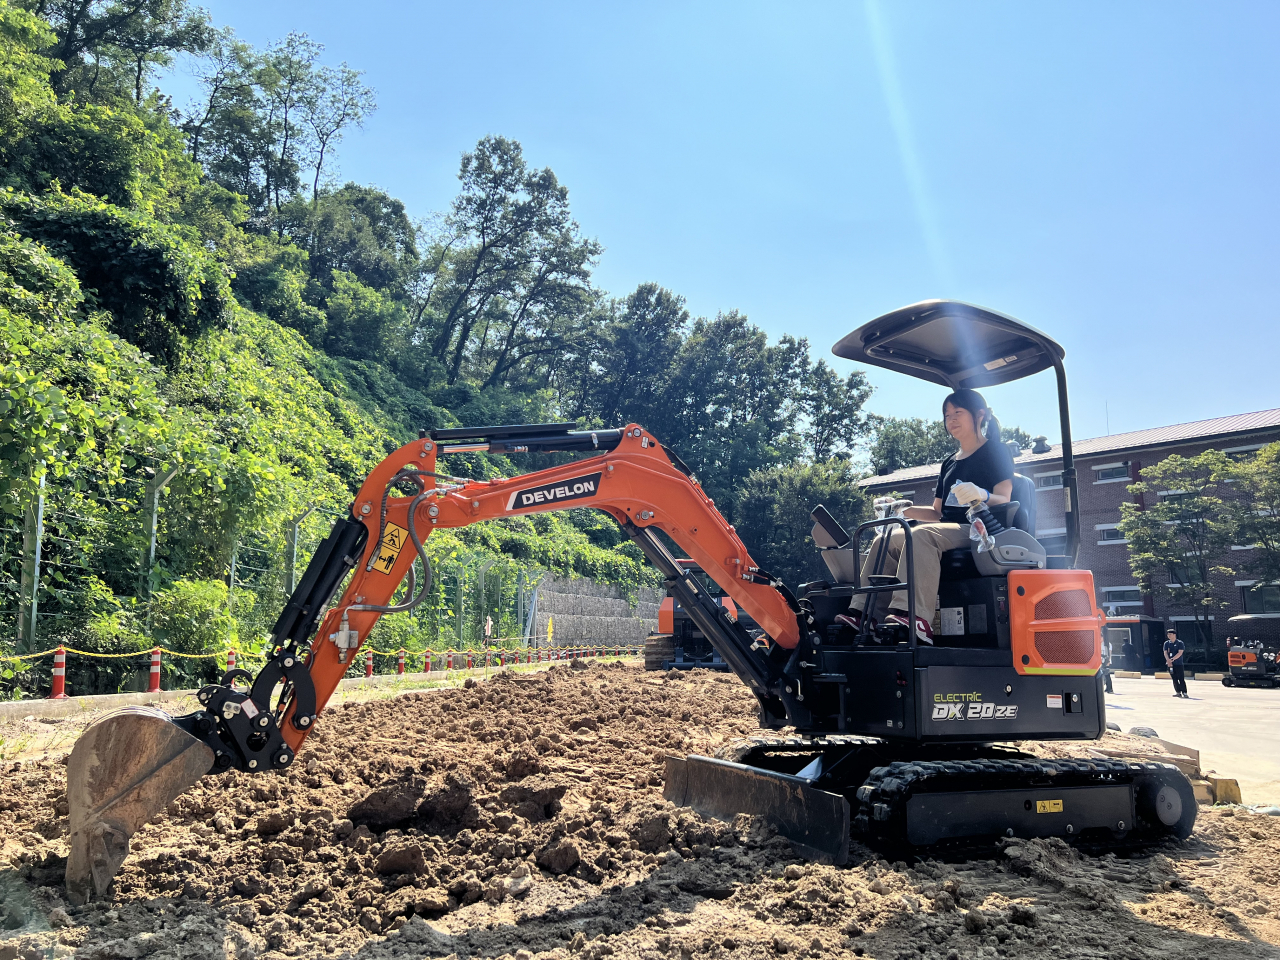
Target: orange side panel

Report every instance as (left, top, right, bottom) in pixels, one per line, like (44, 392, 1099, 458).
(658, 597, 675, 635)
(1008, 569, 1102, 677)
(1229, 651, 1256, 667)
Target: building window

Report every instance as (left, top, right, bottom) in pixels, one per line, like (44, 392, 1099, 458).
(1242, 584, 1280, 614)
(1159, 491, 1194, 509)
(1224, 444, 1264, 462)
(1166, 561, 1207, 588)
(1174, 620, 1212, 649)
(1036, 474, 1063, 488)
(1095, 465, 1130, 481)
(1098, 527, 1126, 542)
(1103, 588, 1143, 603)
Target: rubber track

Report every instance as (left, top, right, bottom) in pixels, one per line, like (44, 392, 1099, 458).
(713, 738, 1191, 855)
(852, 755, 1185, 848)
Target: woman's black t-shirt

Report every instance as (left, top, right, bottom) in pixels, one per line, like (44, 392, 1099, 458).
(934, 440, 1015, 523)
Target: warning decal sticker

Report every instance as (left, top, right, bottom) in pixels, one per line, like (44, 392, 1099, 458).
(373, 522, 409, 575)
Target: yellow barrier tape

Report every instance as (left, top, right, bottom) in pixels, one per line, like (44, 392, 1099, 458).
(358, 645, 637, 659)
(1, 647, 62, 661)
(4, 643, 638, 666)
(2, 646, 260, 662)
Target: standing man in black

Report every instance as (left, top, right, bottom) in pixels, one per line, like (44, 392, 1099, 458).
(1164, 628, 1188, 698)
(1102, 635, 1114, 694)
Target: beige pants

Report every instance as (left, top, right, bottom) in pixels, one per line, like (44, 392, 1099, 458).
(851, 523, 971, 620)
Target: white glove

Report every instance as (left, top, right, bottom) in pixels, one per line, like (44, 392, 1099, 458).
(874, 497, 913, 520)
(950, 481, 988, 506)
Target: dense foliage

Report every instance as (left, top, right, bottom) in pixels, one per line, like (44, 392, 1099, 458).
(0, 0, 885, 695)
(734, 460, 866, 588)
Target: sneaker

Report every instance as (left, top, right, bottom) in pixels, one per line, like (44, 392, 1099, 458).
(835, 612, 874, 632)
(884, 612, 934, 645)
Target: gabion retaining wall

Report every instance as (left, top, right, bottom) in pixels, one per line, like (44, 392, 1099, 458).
(533, 574, 661, 645)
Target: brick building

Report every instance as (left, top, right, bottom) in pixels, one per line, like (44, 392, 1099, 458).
(860, 408, 1280, 670)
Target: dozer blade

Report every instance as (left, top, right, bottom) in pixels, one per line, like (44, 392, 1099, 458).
(65, 707, 214, 903)
(664, 755, 850, 865)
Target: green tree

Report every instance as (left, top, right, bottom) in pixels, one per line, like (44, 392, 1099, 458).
(26, 0, 213, 102)
(801, 359, 872, 460)
(734, 459, 866, 588)
(0, 3, 57, 125)
(1001, 424, 1034, 452)
(1223, 442, 1280, 601)
(563, 282, 689, 428)
(276, 183, 416, 293)
(321, 268, 407, 361)
(646, 312, 808, 520)
(257, 32, 319, 216)
(1119, 451, 1235, 648)
(868, 416, 955, 474)
(301, 62, 374, 201)
(181, 29, 273, 210)
(419, 135, 600, 389)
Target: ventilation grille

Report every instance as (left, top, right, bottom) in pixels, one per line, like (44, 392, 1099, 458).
(1033, 630, 1096, 664)
(1034, 588, 1092, 621)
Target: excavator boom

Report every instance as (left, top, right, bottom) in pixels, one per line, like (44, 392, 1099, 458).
(65, 423, 807, 900)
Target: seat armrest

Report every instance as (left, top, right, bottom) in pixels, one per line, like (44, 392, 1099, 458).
(989, 501, 1019, 529)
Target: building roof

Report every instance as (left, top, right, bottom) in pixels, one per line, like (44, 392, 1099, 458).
(861, 407, 1280, 488)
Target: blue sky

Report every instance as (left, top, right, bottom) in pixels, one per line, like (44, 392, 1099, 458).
(164, 1, 1280, 445)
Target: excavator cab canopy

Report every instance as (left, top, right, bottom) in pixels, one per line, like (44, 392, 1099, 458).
(831, 299, 1064, 389)
(832, 299, 1081, 565)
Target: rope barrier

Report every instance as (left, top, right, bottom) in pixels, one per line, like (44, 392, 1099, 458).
(3, 643, 644, 663)
(1, 645, 268, 661)
(2, 638, 645, 701)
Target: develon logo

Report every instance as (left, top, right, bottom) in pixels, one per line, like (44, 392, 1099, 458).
(506, 472, 603, 511)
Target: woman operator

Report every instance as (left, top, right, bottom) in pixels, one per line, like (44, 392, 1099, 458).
(839, 389, 1014, 645)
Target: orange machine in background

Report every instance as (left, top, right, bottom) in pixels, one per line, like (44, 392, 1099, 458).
(647, 560, 759, 671)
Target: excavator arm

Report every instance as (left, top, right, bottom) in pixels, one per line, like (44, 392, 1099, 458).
(281, 422, 809, 751)
(64, 423, 815, 901)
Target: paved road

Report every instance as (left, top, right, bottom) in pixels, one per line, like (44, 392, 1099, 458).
(1105, 674, 1280, 805)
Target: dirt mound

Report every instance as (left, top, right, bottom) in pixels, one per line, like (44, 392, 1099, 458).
(3, 662, 1280, 959)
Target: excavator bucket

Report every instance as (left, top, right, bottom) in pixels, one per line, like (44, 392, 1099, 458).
(65, 707, 214, 903)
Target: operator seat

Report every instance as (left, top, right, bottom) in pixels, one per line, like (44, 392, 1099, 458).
(939, 473, 1039, 579)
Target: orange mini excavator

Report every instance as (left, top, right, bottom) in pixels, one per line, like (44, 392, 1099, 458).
(645, 560, 756, 671)
(64, 301, 1196, 902)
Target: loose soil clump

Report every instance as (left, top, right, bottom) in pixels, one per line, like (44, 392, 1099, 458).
(3, 662, 1279, 959)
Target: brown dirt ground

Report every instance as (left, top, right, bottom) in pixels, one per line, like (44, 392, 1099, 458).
(3, 661, 1280, 960)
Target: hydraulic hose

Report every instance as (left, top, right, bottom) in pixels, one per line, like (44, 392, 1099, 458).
(348, 473, 434, 616)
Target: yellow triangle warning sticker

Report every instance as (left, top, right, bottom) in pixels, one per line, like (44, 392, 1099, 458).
(373, 522, 409, 574)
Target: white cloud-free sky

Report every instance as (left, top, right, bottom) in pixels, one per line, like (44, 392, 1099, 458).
(165, 1, 1280, 444)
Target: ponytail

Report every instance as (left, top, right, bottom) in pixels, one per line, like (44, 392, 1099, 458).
(941, 388, 1000, 443)
(984, 412, 1002, 445)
